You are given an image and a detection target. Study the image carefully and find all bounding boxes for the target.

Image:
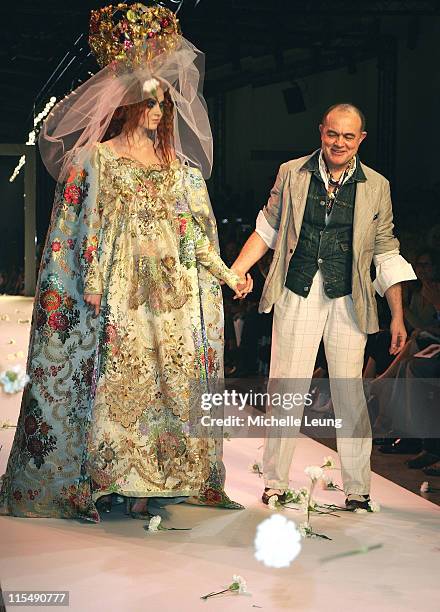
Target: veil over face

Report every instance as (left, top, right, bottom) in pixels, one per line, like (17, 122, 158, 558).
(39, 32, 213, 183)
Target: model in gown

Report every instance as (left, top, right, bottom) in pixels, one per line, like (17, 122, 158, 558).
(0, 3, 252, 522)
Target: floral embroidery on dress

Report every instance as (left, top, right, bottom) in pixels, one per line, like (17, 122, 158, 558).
(0, 144, 243, 521)
(36, 274, 81, 344)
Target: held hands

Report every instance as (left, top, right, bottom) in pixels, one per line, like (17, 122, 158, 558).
(389, 317, 407, 355)
(84, 293, 101, 316)
(233, 273, 253, 300)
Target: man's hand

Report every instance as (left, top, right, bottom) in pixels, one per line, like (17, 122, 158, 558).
(233, 273, 253, 300)
(389, 316, 407, 355)
(84, 293, 101, 316)
(384, 283, 406, 354)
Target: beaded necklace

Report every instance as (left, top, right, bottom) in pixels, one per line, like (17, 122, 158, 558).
(324, 156, 355, 216)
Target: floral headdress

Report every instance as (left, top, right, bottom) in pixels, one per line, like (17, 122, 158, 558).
(89, 3, 181, 68)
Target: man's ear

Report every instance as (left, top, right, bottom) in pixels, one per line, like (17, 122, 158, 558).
(360, 131, 367, 143)
(319, 123, 323, 135)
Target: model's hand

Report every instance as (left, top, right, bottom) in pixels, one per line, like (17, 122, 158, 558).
(84, 293, 101, 316)
(231, 263, 252, 300)
(233, 273, 253, 300)
(389, 317, 407, 355)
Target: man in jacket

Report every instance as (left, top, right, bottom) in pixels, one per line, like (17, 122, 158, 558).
(232, 103, 416, 510)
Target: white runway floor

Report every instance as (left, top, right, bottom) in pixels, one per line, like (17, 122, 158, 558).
(1, 296, 439, 612)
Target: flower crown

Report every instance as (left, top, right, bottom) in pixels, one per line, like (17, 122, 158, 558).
(89, 3, 181, 69)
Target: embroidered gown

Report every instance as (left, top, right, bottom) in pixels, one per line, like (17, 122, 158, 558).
(0, 143, 242, 521)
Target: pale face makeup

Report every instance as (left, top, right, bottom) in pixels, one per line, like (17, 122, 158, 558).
(141, 85, 165, 130)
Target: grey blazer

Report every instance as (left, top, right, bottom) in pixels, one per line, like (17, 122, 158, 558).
(258, 151, 400, 334)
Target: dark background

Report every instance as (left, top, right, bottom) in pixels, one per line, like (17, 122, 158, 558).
(1, 0, 440, 276)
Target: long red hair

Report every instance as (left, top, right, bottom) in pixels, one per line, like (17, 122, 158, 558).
(102, 89, 174, 164)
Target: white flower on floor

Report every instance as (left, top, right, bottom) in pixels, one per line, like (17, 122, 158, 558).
(267, 494, 280, 510)
(368, 501, 381, 513)
(298, 521, 310, 537)
(298, 520, 332, 540)
(230, 575, 248, 594)
(304, 465, 323, 481)
(254, 514, 302, 568)
(322, 456, 336, 469)
(0, 365, 29, 394)
(200, 574, 250, 600)
(148, 515, 162, 531)
(284, 487, 308, 504)
(0, 420, 15, 429)
(354, 508, 368, 514)
(420, 481, 430, 493)
(249, 461, 263, 476)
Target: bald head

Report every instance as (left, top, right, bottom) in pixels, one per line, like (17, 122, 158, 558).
(321, 103, 366, 131)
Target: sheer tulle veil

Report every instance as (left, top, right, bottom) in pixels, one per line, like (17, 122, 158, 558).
(39, 9, 213, 183)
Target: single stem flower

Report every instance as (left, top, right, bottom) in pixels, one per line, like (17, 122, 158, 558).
(320, 543, 383, 563)
(144, 515, 191, 532)
(321, 456, 336, 469)
(250, 461, 263, 477)
(268, 494, 280, 510)
(201, 575, 249, 600)
(299, 521, 332, 540)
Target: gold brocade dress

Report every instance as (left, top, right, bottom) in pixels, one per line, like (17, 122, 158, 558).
(0, 143, 242, 521)
(86, 144, 241, 500)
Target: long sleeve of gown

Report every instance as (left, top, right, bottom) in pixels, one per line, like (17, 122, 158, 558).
(193, 221, 241, 291)
(76, 149, 103, 294)
(182, 166, 241, 292)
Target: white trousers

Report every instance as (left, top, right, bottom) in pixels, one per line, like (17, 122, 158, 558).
(263, 270, 372, 495)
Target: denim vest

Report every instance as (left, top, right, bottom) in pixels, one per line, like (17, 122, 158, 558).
(285, 152, 366, 299)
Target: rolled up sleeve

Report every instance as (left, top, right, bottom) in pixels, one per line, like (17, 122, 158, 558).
(256, 210, 278, 249)
(373, 249, 417, 296)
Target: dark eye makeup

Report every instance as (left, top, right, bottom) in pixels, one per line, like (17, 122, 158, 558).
(146, 98, 165, 111)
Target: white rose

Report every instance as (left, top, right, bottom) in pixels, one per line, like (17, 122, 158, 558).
(298, 521, 310, 537)
(142, 78, 160, 95)
(148, 515, 162, 531)
(254, 514, 302, 568)
(354, 508, 368, 514)
(231, 575, 248, 594)
(304, 466, 323, 481)
(368, 501, 381, 513)
(0, 364, 29, 394)
(268, 495, 279, 510)
(323, 455, 336, 469)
